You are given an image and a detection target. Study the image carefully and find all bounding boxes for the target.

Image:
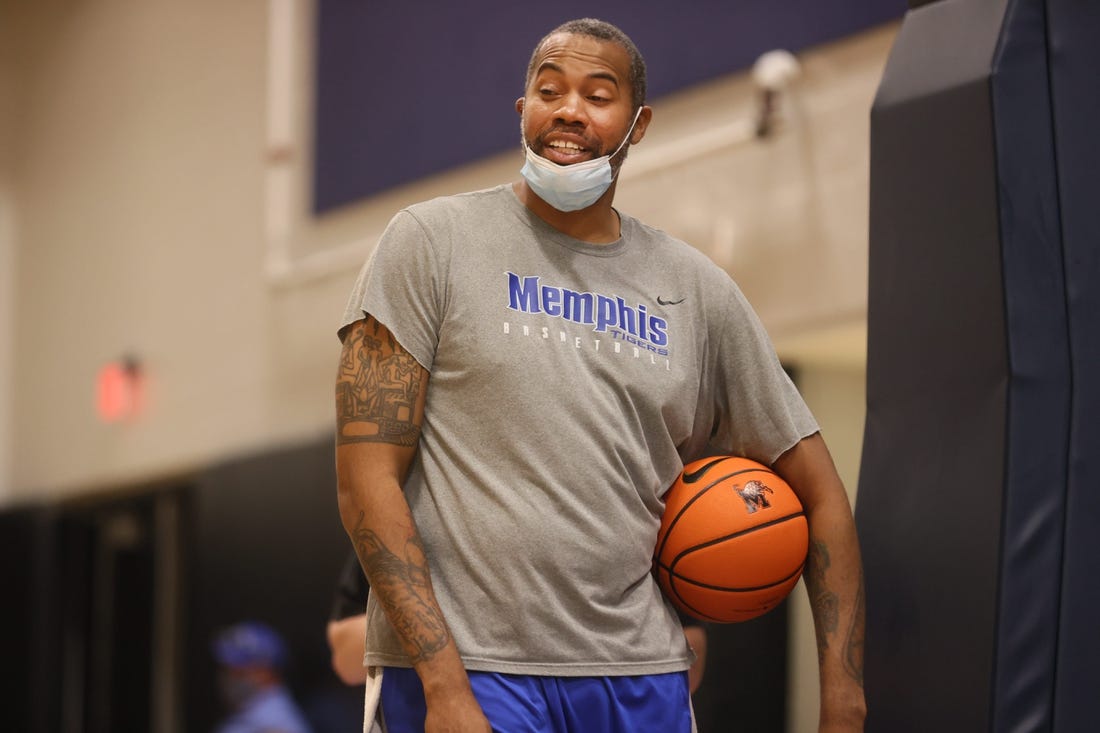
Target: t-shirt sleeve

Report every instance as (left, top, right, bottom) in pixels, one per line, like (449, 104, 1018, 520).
(337, 209, 444, 371)
(709, 282, 819, 465)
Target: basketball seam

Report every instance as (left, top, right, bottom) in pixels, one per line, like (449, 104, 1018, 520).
(668, 560, 806, 593)
(655, 510, 805, 574)
(671, 510, 805, 557)
(675, 603, 732, 623)
(657, 512, 806, 590)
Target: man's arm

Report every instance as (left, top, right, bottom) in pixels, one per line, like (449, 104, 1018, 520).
(682, 624, 707, 694)
(335, 316, 490, 732)
(326, 615, 368, 685)
(773, 432, 866, 732)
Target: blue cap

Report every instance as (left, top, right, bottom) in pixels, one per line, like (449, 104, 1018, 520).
(212, 621, 288, 669)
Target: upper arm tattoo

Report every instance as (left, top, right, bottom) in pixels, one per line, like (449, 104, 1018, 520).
(336, 318, 424, 446)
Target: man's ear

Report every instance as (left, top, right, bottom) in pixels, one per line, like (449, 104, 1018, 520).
(631, 106, 654, 145)
(515, 97, 525, 116)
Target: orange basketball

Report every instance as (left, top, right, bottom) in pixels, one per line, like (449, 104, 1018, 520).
(654, 455, 808, 623)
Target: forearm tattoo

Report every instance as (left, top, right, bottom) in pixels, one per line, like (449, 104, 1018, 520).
(806, 539, 839, 664)
(336, 318, 423, 446)
(352, 511, 450, 664)
(844, 570, 866, 685)
(806, 539, 865, 685)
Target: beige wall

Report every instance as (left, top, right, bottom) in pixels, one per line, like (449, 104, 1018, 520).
(8, 0, 349, 497)
(0, 186, 13, 501)
(1, 1, 24, 500)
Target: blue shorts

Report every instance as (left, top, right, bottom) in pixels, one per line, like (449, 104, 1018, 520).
(379, 666, 693, 733)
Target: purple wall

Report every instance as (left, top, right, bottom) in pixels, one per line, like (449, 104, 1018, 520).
(313, 0, 903, 213)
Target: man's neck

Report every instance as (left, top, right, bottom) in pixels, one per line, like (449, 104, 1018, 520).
(512, 181, 622, 244)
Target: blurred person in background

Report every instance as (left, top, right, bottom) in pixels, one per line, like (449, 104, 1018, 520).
(212, 621, 314, 733)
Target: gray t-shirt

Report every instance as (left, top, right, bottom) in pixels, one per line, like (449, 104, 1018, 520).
(340, 184, 818, 676)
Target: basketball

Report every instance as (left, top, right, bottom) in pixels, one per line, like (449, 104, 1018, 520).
(654, 455, 808, 623)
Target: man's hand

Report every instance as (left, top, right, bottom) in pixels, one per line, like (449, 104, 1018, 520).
(424, 687, 493, 733)
(819, 672, 867, 732)
(326, 615, 368, 686)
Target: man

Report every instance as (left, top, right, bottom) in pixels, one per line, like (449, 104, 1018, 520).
(212, 622, 313, 733)
(335, 18, 865, 732)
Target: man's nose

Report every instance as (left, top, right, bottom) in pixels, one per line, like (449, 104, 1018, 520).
(553, 92, 587, 125)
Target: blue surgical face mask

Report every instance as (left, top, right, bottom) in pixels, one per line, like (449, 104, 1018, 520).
(217, 671, 261, 710)
(520, 107, 643, 212)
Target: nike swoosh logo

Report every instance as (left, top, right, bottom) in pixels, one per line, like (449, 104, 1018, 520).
(681, 456, 730, 483)
(657, 296, 685, 305)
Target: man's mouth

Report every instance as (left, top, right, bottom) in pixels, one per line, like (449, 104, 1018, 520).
(548, 140, 584, 152)
(541, 138, 593, 164)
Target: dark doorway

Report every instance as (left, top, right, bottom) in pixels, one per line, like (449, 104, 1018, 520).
(53, 487, 187, 733)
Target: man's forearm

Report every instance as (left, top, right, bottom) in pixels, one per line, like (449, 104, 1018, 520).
(343, 500, 453, 666)
(803, 498, 866, 729)
(773, 434, 866, 729)
(337, 481, 483, 726)
(804, 507, 865, 686)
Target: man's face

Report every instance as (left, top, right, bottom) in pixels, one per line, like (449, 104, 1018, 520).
(517, 32, 649, 168)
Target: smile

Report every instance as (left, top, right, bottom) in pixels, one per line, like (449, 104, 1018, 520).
(547, 140, 585, 151)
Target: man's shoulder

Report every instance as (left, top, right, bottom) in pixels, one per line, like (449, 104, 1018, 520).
(377, 185, 514, 261)
(403, 184, 513, 223)
(623, 213, 726, 273)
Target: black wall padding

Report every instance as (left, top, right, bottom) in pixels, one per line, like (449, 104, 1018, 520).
(989, 1, 1071, 730)
(859, 1, 1010, 730)
(0, 506, 56, 733)
(1047, 0, 1100, 728)
(860, 0, 1100, 730)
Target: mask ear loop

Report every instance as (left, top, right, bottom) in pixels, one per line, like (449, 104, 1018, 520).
(610, 106, 645, 160)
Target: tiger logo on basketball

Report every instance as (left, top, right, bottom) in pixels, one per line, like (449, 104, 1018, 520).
(735, 480, 774, 514)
